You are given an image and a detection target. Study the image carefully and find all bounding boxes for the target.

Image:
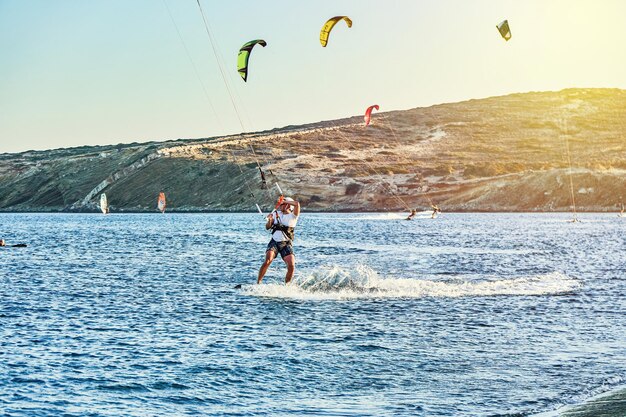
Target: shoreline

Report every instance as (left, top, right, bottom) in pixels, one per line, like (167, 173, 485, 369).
(534, 385, 626, 417)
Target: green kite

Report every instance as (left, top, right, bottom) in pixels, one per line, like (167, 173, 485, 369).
(237, 39, 267, 82)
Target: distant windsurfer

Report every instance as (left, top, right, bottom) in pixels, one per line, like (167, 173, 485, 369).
(258, 197, 300, 284)
(406, 209, 417, 220)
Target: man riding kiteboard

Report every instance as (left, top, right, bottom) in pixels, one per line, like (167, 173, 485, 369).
(257, 196, 300, 284)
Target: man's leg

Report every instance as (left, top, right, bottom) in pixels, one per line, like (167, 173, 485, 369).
(258, 250, 276, 284)
(283, 254, 295, 284)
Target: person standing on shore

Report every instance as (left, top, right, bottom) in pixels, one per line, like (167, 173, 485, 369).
(258, 197, 300, 284)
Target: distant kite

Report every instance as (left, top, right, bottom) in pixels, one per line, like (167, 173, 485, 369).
(320, 16, 352, 47)
(364, 105, 379, 127)
(237, 39, 267, 82)
(496, 20, 511, 41)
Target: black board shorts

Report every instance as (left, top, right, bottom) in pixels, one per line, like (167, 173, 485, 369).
(266, 239, 294, 259)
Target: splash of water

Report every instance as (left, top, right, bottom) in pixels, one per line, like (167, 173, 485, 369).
(242, 265, 581, 300)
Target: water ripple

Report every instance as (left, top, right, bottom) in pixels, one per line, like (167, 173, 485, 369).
(0, 213, 624, 416)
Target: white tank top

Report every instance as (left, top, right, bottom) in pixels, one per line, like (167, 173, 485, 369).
(272, 211, 298, 242)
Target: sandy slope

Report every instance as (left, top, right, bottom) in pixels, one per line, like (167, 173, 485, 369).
(0, 88, 625, 212)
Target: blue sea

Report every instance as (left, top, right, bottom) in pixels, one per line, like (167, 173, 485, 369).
(1, 213, 625, 416)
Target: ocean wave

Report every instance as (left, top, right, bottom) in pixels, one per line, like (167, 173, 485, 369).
(242, 265, 581, 300)
(532, 377, 626, 417)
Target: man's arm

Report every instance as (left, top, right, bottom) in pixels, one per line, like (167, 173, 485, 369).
(265, 213, 274, 230)
(292, 201, 300, 217)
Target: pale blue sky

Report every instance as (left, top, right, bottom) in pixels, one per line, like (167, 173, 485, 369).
(1, 0, 625, 153)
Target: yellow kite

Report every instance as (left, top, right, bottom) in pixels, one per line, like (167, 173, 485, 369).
(320, 16, 352, 47)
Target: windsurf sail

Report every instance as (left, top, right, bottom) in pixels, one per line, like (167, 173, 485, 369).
(158, 192, 166, 213)
(100, 193, 108, 214)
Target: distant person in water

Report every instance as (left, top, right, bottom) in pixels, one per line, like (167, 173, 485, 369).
(0, 239, 26, 247)
(406, 209, 417, 220)
(258, 197, 300, 284)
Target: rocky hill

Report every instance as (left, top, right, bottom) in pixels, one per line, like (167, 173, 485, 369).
(1, 88, 625, 212)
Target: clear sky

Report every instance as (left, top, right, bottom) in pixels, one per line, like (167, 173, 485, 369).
(1, 0, 625, 153)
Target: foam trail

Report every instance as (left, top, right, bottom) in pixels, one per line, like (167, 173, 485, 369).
(357, 213, 406, 220)
(242, 265, 581, 300)
(356, 212, 436, 220)
(323, 212, 436, 221)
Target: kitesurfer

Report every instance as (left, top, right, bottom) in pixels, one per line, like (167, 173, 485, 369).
(258, 197, 300, 284)
(406, 209, 417, 220)
(0, 239, 4, 247)
(431, 204, 441, 218)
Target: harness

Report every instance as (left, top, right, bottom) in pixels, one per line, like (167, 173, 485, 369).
(271, 212, 295, 242)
